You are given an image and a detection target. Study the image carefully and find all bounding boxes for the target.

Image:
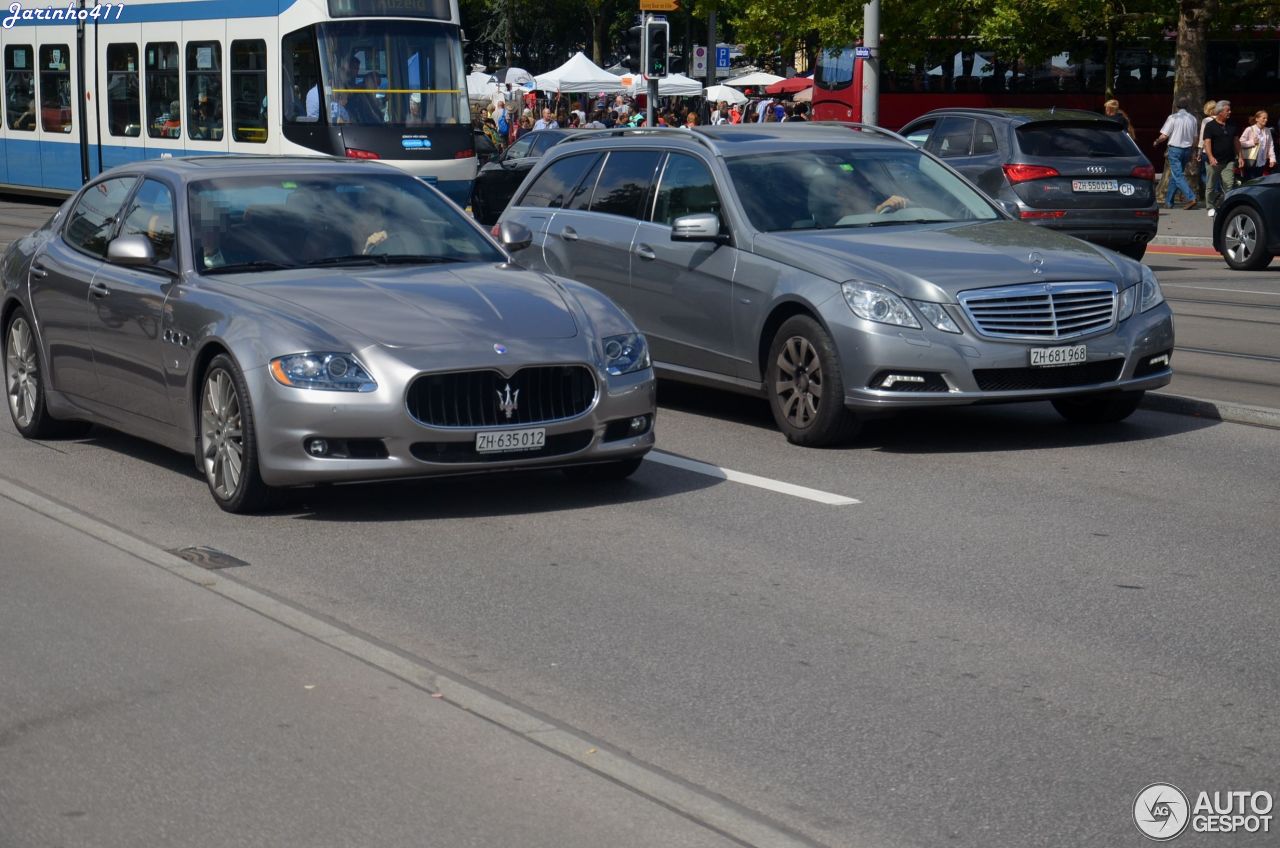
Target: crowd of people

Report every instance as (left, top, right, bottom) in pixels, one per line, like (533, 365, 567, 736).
(472, 88, 811, 152)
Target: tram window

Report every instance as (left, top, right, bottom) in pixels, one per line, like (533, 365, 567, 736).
(4, 45, 36, 132)
(283, 27, 322, 123)
(38, 45, 72, 133)
(186, 41, 223, 141)
(230, 40, 268, 143)
(106, 44, 140, 137)
(146, 43, 181, 138)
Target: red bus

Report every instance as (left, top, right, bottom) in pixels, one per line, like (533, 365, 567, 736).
(812, 39, 1280, 160)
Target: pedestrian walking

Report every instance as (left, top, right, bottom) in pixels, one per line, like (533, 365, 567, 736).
(1104, 99, 1135, 140)
(1195, 99, 1217, 194)
(1202, 100, 1243, 216)
(1153, 98, 1200, 209)
(1239, 110, 1275, 181)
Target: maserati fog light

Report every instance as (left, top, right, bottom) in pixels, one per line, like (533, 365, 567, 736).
(306, 438, 329, 457)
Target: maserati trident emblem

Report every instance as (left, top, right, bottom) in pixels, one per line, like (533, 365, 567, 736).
(1028, 251, 1045, 275)
(497, 383, 519, 420)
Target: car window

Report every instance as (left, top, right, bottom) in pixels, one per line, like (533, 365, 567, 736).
(117, 179, 177, 263)
(64, 176, 138, 257)
(652, 153, 720, 226)
(1015, 121, 1136, 157)
(588, 150, 662, 219)
(517, 153, 599, 210)
(187, 172, 503, 272)
(973, 119, 998, 155)
(504, 135, 535, 160)
(566, 154, 604, 211)
(530, 132, 562, 157)
(931, 116, 975, 158)
(903, 119, 934, 147)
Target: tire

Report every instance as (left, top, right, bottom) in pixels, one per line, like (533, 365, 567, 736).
(562, 456, 644, 482)
(4, 307, 91, 439)
(199, 354, 274, 513)
(1051, 390, 1145, 425)
(764, 315, 860, 446)
(1116, 242, 1147, 261)
(1220, 206, 1273, 271)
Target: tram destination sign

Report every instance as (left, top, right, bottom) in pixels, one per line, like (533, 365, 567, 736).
(329, 0, 452, 18)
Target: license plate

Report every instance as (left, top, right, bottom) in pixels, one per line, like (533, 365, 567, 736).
(475, 427, 546, 454)
(1072, 179, 1118, 192)
(1030, 345, 1087, 367)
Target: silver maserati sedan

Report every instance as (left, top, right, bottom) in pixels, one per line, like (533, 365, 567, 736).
(1, 157, 655, 512)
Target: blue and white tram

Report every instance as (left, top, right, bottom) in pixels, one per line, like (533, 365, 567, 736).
(0, 0, 476, 204)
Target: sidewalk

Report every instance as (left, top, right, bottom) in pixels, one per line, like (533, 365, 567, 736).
(1150, 203, 1215, 248)
(0, 484, 772, 848)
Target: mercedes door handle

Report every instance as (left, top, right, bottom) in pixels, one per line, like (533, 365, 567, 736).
(559, 227, 579, 242)
(29, 262, 48, 278)
(89, 282, 111, 298)
(635, 244, 656, 261)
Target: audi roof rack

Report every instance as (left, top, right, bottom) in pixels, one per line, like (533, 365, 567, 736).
(560, 125, 718, 153)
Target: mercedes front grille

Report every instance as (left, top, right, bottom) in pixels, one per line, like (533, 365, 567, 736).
(958, 282, 1117, 341)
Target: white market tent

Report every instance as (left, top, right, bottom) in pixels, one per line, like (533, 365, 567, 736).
(703, 84, 748, 105)
(465, 71, 499, 101)
(723, 71, 785, 88)
(627, 73, 703, 96)
(534, 52, 629, 93)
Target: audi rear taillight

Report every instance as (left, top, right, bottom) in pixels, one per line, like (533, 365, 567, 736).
(1019, 210, 1066, 219)
(1003, 163, 1060, 183)
(344, 147, 380, 160)
(1131, 164, 1155, 180)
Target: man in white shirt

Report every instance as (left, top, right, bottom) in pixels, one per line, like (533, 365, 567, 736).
(533, 108, 558, 130)
(1153, 98, 1201, 209)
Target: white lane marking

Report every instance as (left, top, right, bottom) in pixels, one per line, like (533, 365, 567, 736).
(646, 451, 860, 505)
(1165, 283, 1280, 297)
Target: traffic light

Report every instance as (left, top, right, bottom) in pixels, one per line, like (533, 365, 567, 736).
(623, 26, 642, 73)
(644, 19, 669, 79)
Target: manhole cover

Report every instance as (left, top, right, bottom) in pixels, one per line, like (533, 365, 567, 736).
(168, 546, 250, 570)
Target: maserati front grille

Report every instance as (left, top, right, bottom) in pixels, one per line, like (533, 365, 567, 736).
(407, 365, 597, 428)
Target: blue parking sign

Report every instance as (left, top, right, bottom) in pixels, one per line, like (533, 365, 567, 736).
(716, 46, 730, 68)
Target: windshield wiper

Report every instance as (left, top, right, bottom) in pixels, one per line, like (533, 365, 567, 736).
(835, 218, 952, 229)
(305, 254, 466, 267)
(205, 260, 299, 273)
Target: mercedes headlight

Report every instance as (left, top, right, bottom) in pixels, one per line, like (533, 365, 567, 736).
(603, 333, 650, 376)
(269, 353, 377, 392)
(912, 300, 961, 333)
(842, 281, 921, 329)
(1139, 265, 1165, 312)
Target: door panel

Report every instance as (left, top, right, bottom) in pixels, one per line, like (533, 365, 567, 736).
(87, 262, 173, 424)
(27, 240, 100, 400)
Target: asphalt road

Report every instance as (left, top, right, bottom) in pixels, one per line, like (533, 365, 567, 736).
(2, 194, 1278, 847)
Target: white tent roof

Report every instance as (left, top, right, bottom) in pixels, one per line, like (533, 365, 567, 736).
(627, 73, 702, 96)
(465, 71, 498, 102)
(704, 84, 747, 105)
(723, 71, 785, 87)
(534, 52, 629, 93)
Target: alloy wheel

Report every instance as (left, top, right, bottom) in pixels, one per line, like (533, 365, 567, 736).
(1224, 212, 1257, 265)
(774, 335, 823, 428)
(6, 317, 39, 429)
(201, 369, 245, 500)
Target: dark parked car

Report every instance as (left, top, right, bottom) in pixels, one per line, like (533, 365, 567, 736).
(470, 129, 574, 224)
(498, 125, 1174, 446)
(1213, 175, 1280, 270)
(899, 108, 1157, 259)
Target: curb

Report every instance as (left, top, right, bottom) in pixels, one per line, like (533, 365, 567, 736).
(1144, 391, 1280, 430)
(1150, 235, 1214, 248)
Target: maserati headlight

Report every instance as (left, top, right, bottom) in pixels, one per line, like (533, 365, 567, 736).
(1139, 265, 1165, 312)
(842, 281, 921, 329)
(602, 333, 650, 376)
(269, 352, 377, 392)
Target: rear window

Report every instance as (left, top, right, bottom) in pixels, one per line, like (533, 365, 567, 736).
(1016, 122, 1136, 157)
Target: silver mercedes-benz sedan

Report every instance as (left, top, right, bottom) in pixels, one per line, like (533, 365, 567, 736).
(498, 124, 1175, 446)
(1, 157, 655, 512)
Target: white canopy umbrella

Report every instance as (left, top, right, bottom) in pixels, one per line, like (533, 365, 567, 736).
(534, 52, 629, 94)
(723, 71, 785, 88)
(627, 73, 703, 97)
(703, 84, 748, 105)
(490, 67, 534, 86)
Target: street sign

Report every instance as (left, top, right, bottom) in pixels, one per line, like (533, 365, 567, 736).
(716, 46, 730, 69)
(691, 45, 707, 76)
(639, 0, 679, 10)
(854, 46, 871, 58)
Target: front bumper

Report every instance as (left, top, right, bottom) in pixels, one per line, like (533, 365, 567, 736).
(245, 352, 656, 487)
(828, 303, 1175, 410)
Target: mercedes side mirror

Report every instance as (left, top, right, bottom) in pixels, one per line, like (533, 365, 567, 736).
(671, 212, 726, 243)
(106, 234, 157, 266)
(495, 220, 533, 252)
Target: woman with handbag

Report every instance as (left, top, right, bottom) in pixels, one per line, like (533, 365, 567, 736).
(1239, 110, 1275, 181)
